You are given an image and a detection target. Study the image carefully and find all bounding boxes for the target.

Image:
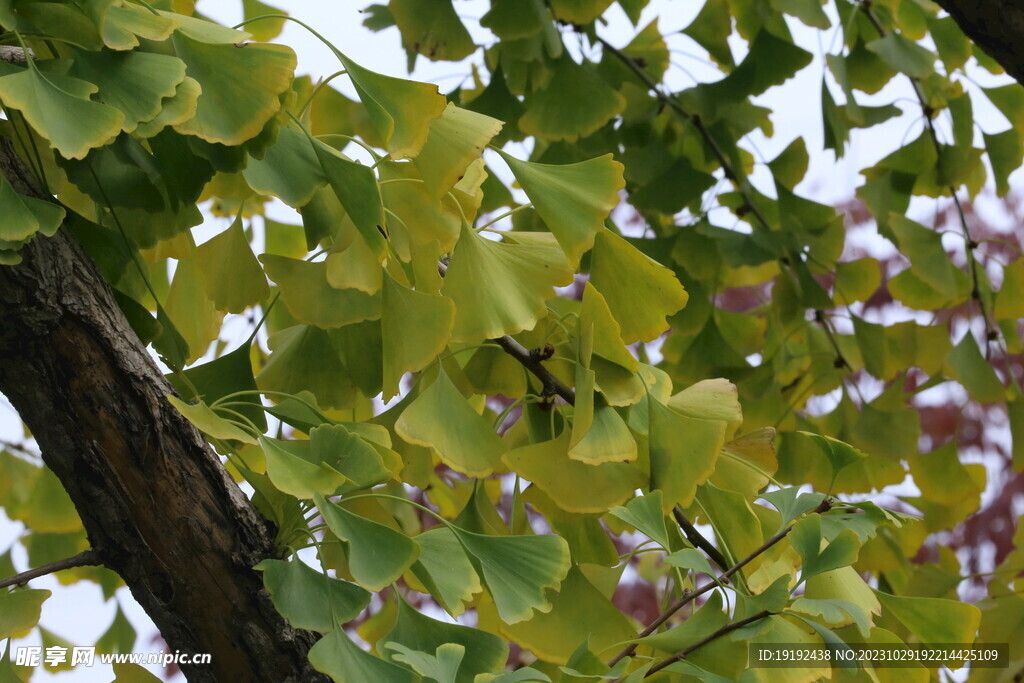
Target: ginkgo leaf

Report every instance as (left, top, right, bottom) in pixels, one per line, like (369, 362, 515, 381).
(164, 254, 222, 364)
(241, 0, 286, 42)
(257, 324, 359, 409)
(637, 591, 728, 653)
(166, 396, 257, 444)
(452, 528, 571, 624)
(311, 137, 387, 258)
(310, 425, 394, 491)
(407, 526, 483, 617)
(386, 643, 464, 683)
(0, 589, 51, 640)
(255, 558, 371, 633)
(134, 76, 202, 139)
(335, 51, 447, 158)
(519, 55, 626, 142)
(395, 368, 506, 477)
(260, 437, 348, 499)
(260, 255, 381, 328)
(496, 566, 636, 665)
(648, 399, 726, 511)
(89, 2, 179, 51)
(390, 0, 476, 62)
(502, 431, 643, 514)
(243, 126, 326, 208)
(579, 283, 636, 370)
(945, 331, 1005, 403)
(316, 495, 420, 592)
(667, 378, 743, 440)
(382, 595, 508, 683)
(874, 591, 980, 644)
(0, 67, 124, 160)
(309, 629, 420, 683)
(171, 34, 296, 145)
(382, 272, 456, 400)
(550, 0, 616, 25)
(326, 234, 384, 294)
(0, 174, 65, 242)
(497, 151, 624, 266)
(413, 103, 502, 199)
(195, 215, 269, 313)
(378, 161, 461, 254)
(589, 230, 688, 343)
(608, 491, 672, 549)
(790, 515, 862, 581)
(569, 369, 637, 465)
(443, 224, 574, 342)
(68, 49, 186, 133)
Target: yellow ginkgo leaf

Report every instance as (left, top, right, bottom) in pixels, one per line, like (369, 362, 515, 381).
(260, 255, 381, 328)
(414, 103, 503, 199)
(381, 272, 456, 400)
(443, 225, 574, 343)
(498, 151, 624, 266)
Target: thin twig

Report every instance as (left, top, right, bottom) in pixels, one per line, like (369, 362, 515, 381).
(673, 507, 729, 572)
(645, 609, 772, 676)
(437, 260, 575, 405)
(608, 498, 831, 667)
(0, 550, 102, 590)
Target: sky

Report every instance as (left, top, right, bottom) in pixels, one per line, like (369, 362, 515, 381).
(0, 1, 1018, 680)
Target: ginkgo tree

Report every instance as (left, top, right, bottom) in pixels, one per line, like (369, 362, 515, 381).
(0, 0, 1023, 681)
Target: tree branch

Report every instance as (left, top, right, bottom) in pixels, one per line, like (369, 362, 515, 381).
(0, 45, 31, 63)
(0, 550, 101, 590)
(930, 0, 1024, 86)
(673, 506, 729, 572)
(608, 498, 832, 667)
(437, 260, 575, 405)
(645, 609, 773, 677)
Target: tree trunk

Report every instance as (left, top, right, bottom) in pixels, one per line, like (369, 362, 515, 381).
(936, 0, 1024, 86)
(0, 140, 327, 682)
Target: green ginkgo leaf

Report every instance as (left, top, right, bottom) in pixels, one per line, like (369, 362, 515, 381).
(378, 161, 461, 253)
(241, 0, 286, 42)
(68, 49, 186, 133)
(195, 215, 269, 313)
(243, 126, 326, 208)
(316, 495, 420, 592)
(326, 234, 383, 294)
(519, 55, 625, 142)
(443, 225, 574, 342)
(866, 33, 935, 79)
(382, 595, 508, 683)
(257, 325, 359, 410)
(395, 368, 506, 477)
(0, 67, 124, 160)
(260, 255, 382, 328)
(309, 628, 420, 683)
(790, 515, 861, 581)
(159, 10, 252, 43)
(260, 437, 348, 499)
(390, 0, 476, 62)
(874, 591, 981, 644)
(88, 1, 179, 51)
(637, 591, 728, 653)
(589, 230, 688, 343)
(648, 399, 726, 511)
(134, 76, 202, 139)
(502, 431, 644, 514)
(164, 253, 222, 364)
(310, 425, 393, 491)
(550, 0, 615, 25)
(497, 566, 636, 665)
(386, 643, 463, 683)
(569, 369, 637, 465)
(608, 492, 672, 549)
(166, 395, 257, 444)
(451, 528, 571, 624)
(311, 138, 387, 258)
(335, 52, 447, 158)
(0, 589, 51, 640)
(497, 152, 624, 266)
(668, 378, 743, 440)
(579, 283, 636, 371)
(255, 558, 371, 632)
(382, 272, 455, 400)
(171, 34, 296, 145)
(0, 173, 65, 242)
(414, 103, 502, 199)
(407, 526, 483, 617)
(945, 331, 1006, 403)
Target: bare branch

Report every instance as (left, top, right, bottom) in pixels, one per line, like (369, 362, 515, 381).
(645, 609, 773, 677)
(0, 46, 32, 63)
(0, 550, 102, 590)
(673, 506, 729, 573)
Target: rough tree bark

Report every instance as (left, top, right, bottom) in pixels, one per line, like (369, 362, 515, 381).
(0, 141, 328, 681)
(937, 0, 1024, 86)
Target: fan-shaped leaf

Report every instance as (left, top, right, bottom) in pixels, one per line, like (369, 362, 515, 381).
(316, 495, 420, 592)
(195, 215, 269, 313)
(414, 104, 502, 199)
(648, 399, 726, 511)
(395, 368, 505, 477)
(519, 56, 625, 142)
(382, 272, 455, 400)
(260, 255, 381, 328)
(309, 629, 420, 683)
(443, 225, 574, 342)
(260, 437, 347, 499)
(255, 558, 371, 632)
(0, 174, 65, 243)
(406, 526, 482, 617)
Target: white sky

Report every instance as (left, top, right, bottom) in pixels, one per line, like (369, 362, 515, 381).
(1, 1, 1018, 681)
